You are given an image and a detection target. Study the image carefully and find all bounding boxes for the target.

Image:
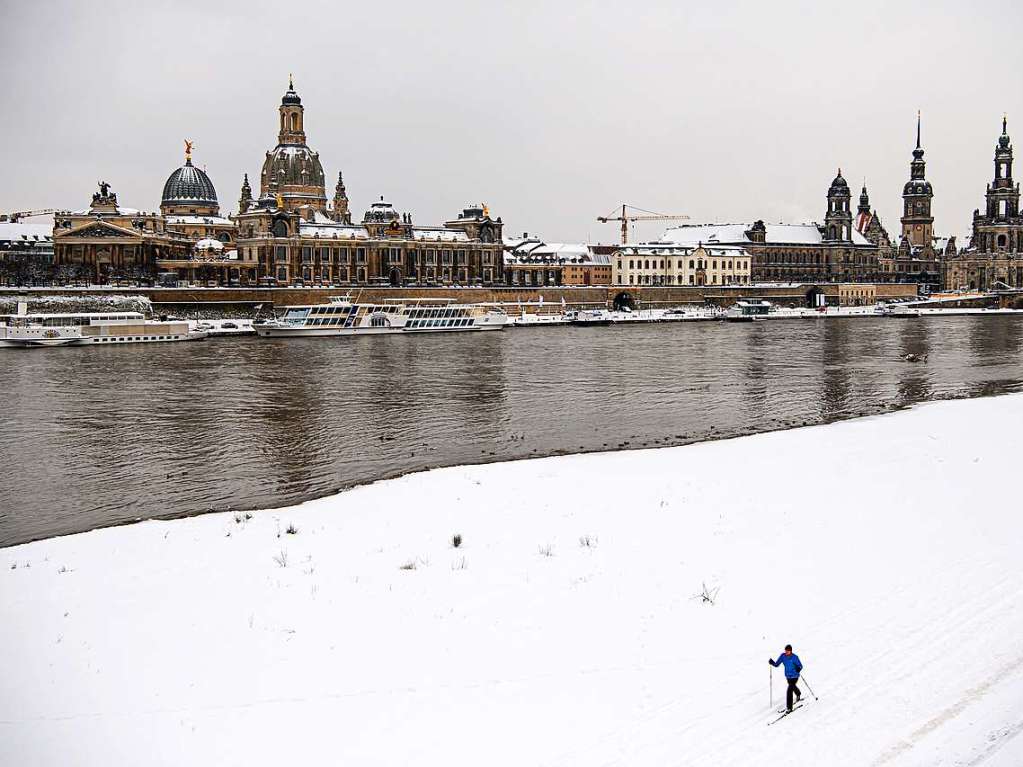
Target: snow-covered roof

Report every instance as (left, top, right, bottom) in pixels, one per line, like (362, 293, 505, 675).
(195, 238, 224, 251)
(505, 242, 614, 265)
(531, 243, 590, 259)
(412, 228, 469, 242)
(68, 207, 145, 216)
(299, 223, 371, 240)
(166, 215, 234, 226)
(660, 223, 873, 247)
(0, 223, 53, 243)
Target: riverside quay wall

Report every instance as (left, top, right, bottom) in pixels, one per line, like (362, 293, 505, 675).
(0, 283, 922, 312)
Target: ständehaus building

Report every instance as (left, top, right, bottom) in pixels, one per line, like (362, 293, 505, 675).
(649, 171, 884, 286)
(234, 80, 503, 287)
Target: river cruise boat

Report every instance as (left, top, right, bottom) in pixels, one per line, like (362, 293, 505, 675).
(254, 296, 508, 337)
(0, 303, 207, 348)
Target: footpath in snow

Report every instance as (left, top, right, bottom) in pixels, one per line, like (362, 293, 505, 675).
(2, 395, 1023, 766)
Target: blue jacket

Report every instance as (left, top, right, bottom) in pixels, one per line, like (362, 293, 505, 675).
(771, 653, 803, 679)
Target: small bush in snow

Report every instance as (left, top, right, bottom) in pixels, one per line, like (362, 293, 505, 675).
(452, 556, 468, 571)
(273, 549, 289, 568)
(234, 513, 243, 524)
(579, 535, 597, 548)
(692, 582, 720, 605)
(451, 534, 462, 548)
(286, 523, 298, 535)
(538, 544, 554, 558)
(244, 512, 252, 521)
(399, 559, 417, 571)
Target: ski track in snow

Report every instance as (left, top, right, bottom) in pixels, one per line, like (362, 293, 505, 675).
(2, 394, 1023, 766)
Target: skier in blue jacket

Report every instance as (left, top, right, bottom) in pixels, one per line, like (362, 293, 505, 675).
(769, 644, 803, 711)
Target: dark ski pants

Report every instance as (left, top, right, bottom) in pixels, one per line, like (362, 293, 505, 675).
(786, 677, 802, 710)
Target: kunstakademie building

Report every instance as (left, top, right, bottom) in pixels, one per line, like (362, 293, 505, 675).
(53, 80, 504, 287)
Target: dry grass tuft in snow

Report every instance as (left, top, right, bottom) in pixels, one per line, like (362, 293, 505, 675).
(272, 548, 288, 568)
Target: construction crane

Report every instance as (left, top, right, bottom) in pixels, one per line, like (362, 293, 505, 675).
(597, 204, 689, 245)
(0, 208, 57, 223)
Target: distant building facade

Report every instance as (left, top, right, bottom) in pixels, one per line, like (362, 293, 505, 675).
(503, 238, 613, 285)
(944, 118, 1023, 290)
(611, 244, 751, 286)
(234, 80, 503, 287)
(0, 222, 53, 285)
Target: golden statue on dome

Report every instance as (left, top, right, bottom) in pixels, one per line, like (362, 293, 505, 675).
(184, 139, 194, 162)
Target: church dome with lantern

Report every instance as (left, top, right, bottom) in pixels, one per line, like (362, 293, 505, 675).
(161, 142, 220, 215)
(258, 78, 327, 212)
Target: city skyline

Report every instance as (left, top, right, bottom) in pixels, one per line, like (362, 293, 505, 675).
(2, 1, 1021, 243)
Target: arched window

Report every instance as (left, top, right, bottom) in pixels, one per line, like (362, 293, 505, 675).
(290, 113, 299, 132)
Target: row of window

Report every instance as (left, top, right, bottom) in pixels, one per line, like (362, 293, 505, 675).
(619, 274, 750, 286)
(96, 335, 180, 342)
(408, 318, 474, 329)
(261, 246, 498, 266)
(276, 267, 495, 283)
(618, 258, 749, 271)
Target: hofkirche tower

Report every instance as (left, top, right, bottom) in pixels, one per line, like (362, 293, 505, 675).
(901, 112, 934, 248)
(258, 77, 327, 213)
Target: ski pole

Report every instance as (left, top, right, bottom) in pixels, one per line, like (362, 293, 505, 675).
(769, 665, 773, 709)
(800, 674, 819, 701)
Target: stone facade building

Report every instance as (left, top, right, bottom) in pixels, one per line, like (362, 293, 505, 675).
(52, 183, 189, 284)
(612, 244, 751, 286)
(944, 118, 1023, 290)
(234, 81, 503, 287)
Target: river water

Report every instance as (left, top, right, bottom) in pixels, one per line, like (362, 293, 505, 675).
(2, 316, 1023, 547)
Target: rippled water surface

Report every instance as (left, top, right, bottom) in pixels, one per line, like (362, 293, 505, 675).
(3, 316, 1023, 546)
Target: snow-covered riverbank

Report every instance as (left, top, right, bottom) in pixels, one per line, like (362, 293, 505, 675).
(2, 395, 1022, 766)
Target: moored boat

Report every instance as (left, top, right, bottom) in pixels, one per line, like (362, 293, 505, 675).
(566, 309, 615, 326)
(723, 300, 772, 322)
(0, 302, 207, 348)
(253, 295, 507, 337)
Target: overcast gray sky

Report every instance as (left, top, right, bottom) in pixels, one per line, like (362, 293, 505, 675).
(3, 0, 1021, 244)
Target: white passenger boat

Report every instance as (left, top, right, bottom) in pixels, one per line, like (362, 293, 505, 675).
(253, 295, 508, 337)
(566, 309, 615, 326)
(0, 302, 207, 348)
(723, 300, 772, 322)
(509, 311, 569, 327)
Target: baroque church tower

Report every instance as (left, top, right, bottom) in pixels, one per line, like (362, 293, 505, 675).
(972, 116, 1022, 254)
(901, 112, 934, 248)
(258, 77, 327, 214)
(238, 173, 252, 213)
(823, 169, 852, 241)
(332, 171, 352, 224)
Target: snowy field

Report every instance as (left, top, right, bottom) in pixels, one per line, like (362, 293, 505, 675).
(2, 395, 1022, 766)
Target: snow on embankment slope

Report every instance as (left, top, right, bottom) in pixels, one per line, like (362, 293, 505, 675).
(2, 395, 1023, 766)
